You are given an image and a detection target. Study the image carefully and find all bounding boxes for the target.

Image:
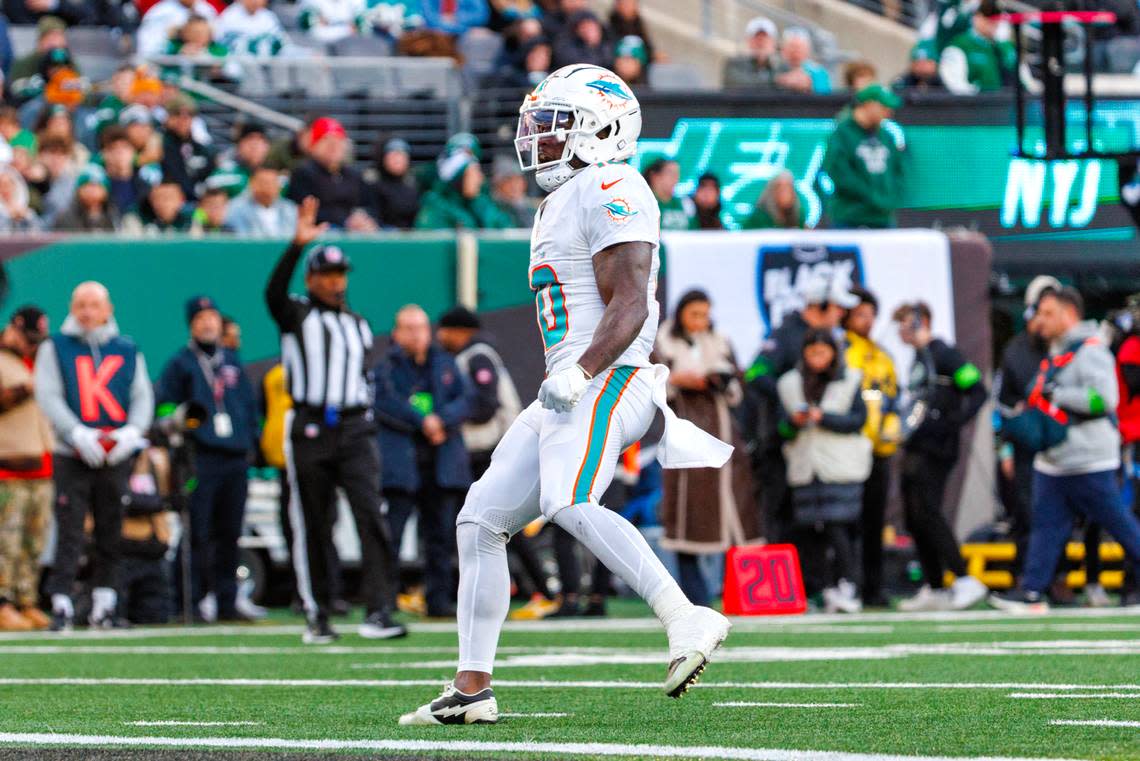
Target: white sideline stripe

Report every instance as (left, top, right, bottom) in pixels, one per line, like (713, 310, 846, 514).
(0, 607, 1135, 641)
(933, 623, 1140, 633)
(0, 645, 619, 656)
(124, 722, 263, 727)
(499, 712, 571, 718)
(1010, 693, 1140, 699)
(1049, 720, 1140, 728)
(0, 732, 1090, 761)
(5, 678, 1140, 691)
(715, 702, 860, 708)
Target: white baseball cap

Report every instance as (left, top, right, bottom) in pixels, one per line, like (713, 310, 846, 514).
(746, 16, 777, 39)
(1025, 274, 1062, 308)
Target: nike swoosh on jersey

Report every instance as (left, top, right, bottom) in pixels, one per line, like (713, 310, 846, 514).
(600, 178, 623, 190)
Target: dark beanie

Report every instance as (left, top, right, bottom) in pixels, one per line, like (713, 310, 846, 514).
(438, 306, 480, 329)
(185, 294, 219, 325)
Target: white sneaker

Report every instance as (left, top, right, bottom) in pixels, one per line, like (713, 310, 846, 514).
(398, 682, 498, 725)
(897, 585, 952, 612)
(663, 606, 731, 698)
(950, 575, 988, 610)
(1085, 583, 1112, 608)
(824, 579, 863, 614)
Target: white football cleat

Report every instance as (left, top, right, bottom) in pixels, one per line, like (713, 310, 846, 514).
(897, 584, 952, 612)
(663, 606, 731, 698)
(949, 575, 988, 610)
(398, 682, 499, 725)
(823, 579, 863, 614)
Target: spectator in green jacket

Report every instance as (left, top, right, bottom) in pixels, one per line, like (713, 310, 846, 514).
(742, 170, 808, 229)
(939, 11, 1016, 94)
(414, 150, 513, 231)
(821, 84, 907, 229)
(643, 157, 694, 230)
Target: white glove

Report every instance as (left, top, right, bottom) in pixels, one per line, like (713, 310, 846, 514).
(538, 364, 591, 413)
(106, 425, 145, 466)
(69, 425, 107, 468)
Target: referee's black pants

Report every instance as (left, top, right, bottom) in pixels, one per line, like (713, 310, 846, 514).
(285, 408, 397, 620)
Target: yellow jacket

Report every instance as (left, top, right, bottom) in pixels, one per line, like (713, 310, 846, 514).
(260, 364, 291, 469)
(845, 331, 901, 457)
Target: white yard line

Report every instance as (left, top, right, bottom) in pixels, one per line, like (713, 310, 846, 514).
(4, 677, 1140, 691)
(714, 702, 860, 708)
(498, 712, 571, 718)
(0, 731, 1091, 761)
(1010, 693, 1140, 699)
(1049, 719, 1140, 728)
(124, 722, 263, 727)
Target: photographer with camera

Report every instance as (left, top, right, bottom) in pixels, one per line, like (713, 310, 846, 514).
(656, 290, 759, 607)
(156, 296, 258, 623)
(35, 282, 154, 631)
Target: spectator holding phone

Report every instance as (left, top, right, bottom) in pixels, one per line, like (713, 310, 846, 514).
(777, 328, 870, 613)
(656, 290, 760, 607)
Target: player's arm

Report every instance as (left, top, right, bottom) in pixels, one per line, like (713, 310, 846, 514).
(576, 241, 653, 378)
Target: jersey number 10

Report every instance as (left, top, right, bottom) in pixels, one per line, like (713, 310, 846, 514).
(530, 265, 568, 352)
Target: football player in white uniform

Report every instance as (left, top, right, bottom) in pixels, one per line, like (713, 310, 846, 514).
(399, 65, 733, 726)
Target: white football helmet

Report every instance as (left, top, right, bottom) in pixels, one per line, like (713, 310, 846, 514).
(515, 65, 642, 192)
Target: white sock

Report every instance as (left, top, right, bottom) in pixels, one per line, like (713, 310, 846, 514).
(456, 521, 510, 675)
(552, 502, 692, 626)
(91, 587, 117, 619)
(51, 594, 73, 618)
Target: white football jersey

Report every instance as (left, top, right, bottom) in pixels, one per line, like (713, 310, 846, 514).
(528, 161, 661, 376)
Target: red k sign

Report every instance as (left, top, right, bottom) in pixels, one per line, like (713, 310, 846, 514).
(75, 355, 126, 423)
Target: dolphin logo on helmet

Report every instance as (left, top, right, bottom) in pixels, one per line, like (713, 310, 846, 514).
(515, 65, 643, 193)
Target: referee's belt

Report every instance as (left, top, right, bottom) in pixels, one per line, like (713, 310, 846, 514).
(292, 405, 369, 418)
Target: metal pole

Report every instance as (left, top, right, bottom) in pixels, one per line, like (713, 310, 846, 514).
(1083, 21, 1095, 154)
(1014, 21, 1025, 157)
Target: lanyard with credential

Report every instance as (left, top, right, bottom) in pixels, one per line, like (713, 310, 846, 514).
(191, 344, 233, 438)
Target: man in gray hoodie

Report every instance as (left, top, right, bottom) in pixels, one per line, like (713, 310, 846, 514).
(990, 287, 1140, 611)
(34, 281, 153, 630)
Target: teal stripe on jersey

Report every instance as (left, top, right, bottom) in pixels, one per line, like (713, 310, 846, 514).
(571, 366, 637, 505)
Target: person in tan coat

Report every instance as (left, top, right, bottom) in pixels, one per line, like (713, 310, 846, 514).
(656, 290, 760, 606)
(0, 306, 54, 630)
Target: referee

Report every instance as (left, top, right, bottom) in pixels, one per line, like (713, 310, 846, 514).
(265, 197, 405, 644)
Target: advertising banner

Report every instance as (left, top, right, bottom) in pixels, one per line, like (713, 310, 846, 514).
(661, 229, 955, 378)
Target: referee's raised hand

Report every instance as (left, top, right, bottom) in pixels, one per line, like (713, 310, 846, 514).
(293, 196, 329, 248)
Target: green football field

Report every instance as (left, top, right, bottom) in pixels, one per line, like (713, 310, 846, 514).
(0, 603, 1138, 760)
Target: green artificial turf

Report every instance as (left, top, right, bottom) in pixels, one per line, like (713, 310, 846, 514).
(0, 602, 1138, 760)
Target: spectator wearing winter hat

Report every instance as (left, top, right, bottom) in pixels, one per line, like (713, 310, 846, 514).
(286, 117, 375, 231)
(160, 95, 215, 202)
(689, 172, 725, 230)
(156, 295, 257, 622)
(414, 147, 514, 230)
(8, 17, 80, 105)
(613, 34, 648, 86)
(119, 105, 164, 168)
(724, 16, 780, 89)
(54, 164, 121, 232)
(552, 10, 611, 70)
(369, 136, 421, 230)
(489, 155, 536, 228)
(609, 0, 656, 63)
(893, 41, 946, 92)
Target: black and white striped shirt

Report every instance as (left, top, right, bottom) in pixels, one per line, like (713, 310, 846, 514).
(265, 243, 373, 411)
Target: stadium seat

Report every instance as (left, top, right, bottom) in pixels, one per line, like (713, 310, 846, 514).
(8, 26, 38, 57)
(66, 27, 126, 57)
(329, 35, 395, 58)
(82, 55, 126, 84)
(458, 29, 503, 84)
(275, 2, 303, 30)
(647, 62, 709, 91)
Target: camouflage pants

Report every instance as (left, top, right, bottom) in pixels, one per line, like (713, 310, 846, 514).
(0, 479, 53, 606)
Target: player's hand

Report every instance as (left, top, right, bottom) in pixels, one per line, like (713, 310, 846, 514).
(538, 365, 590, 413)
(293, 197, 329, 247)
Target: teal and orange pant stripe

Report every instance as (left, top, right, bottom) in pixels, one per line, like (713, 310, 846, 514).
(570, 366, 638, 506)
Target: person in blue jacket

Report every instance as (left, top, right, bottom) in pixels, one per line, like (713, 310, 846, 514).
(374, 304, 471, 618)
(156, 295, 257, 622)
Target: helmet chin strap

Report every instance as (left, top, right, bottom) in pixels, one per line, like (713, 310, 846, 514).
(535, 162, 583, 192)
